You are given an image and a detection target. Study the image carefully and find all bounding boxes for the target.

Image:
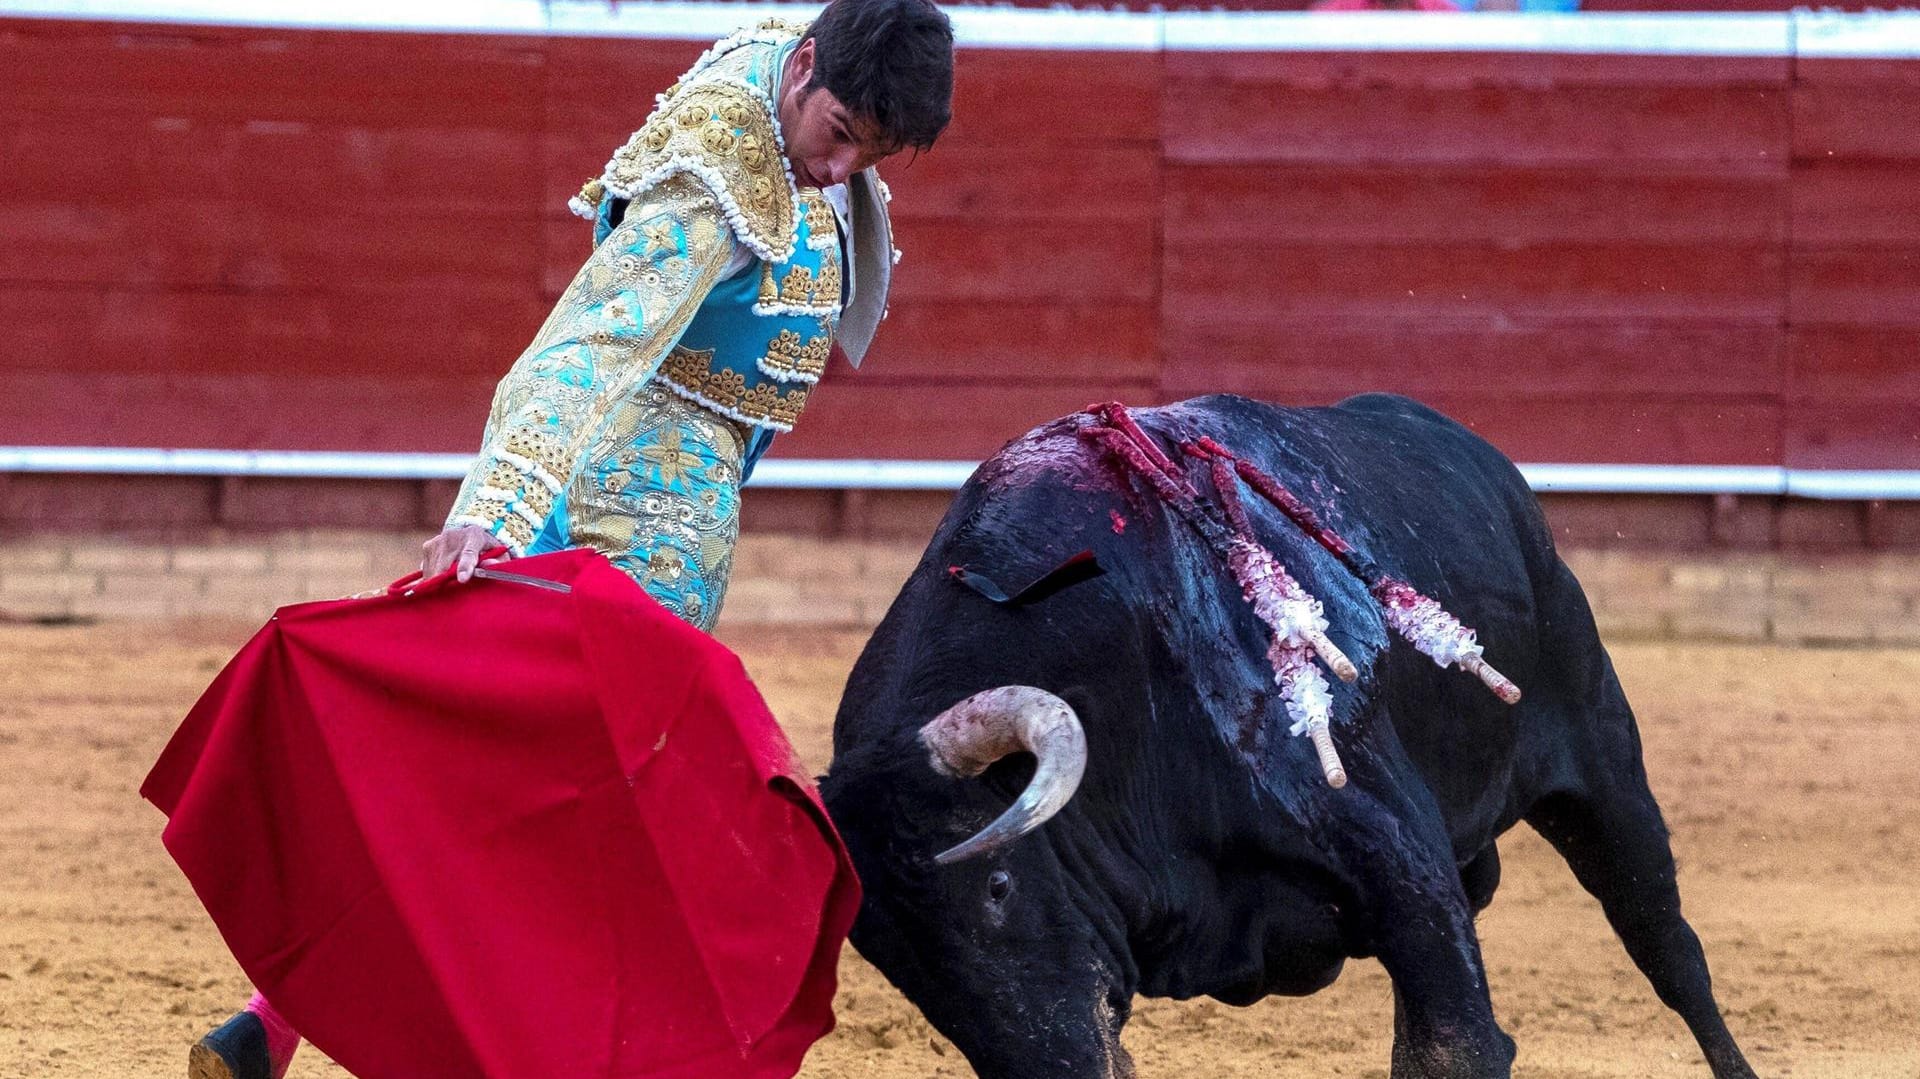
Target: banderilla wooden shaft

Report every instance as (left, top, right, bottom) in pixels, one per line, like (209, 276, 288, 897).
(1308, 723, 1348, 789)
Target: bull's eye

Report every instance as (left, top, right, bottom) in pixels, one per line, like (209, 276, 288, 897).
(987, 869, 1013, 902)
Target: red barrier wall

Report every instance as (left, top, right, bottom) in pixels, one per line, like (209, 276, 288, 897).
(1161, 48, 1794, 467)
(1, 16, 1914, 468)
(1789, 55, 1920, 470)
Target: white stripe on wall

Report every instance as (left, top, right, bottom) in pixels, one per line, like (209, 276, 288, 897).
(1797, 11, 1920, 60)
(3, 447, 1916, 499)
(1786, 470, 1920, 501)
(0, 0, 554, 34)
(1161, 12, 1790, 56)
(1516, 463, 1787, 496)
(2, 1, 1919, 57)
(0, 446, 979, 490)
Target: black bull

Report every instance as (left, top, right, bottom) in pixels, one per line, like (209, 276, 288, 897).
(820, 394, 1757, 1079)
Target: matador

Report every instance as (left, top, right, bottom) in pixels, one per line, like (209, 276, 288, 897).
(190, 2, 954, 1076)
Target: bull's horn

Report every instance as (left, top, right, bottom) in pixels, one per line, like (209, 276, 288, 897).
(919, 686, 1088, 865)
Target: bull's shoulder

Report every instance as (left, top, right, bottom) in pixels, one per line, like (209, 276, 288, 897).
(1329, 393, 1515, 470)
(1173, 392, 1482, 457)
(1174, 391, 1451, 429)
(1331, 392, 1453, 427)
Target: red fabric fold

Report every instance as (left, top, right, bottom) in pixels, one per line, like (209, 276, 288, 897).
(143, 548, 860, 1079)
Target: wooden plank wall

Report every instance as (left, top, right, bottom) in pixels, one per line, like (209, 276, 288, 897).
(1789, 55, 1920, 471)
(0, 16, 1914, 469)
(1160, 48, 1792, 466)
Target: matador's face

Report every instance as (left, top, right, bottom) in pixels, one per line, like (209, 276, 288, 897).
(777, 38, 896, 191)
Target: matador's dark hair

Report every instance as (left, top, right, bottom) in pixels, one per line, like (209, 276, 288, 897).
(804, 0, 955, 154)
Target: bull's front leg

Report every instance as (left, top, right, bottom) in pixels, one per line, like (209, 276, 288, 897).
(1316, 790, 1515, 1079)
(1379, 899, 1515, 1079)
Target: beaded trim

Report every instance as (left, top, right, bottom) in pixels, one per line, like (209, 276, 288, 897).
(751, 259, 841, 319)
(803, 195, 839, 252)
(655, 346, 809, 432)
(571, 23, 807, 264)
(756, 327, 832, 385)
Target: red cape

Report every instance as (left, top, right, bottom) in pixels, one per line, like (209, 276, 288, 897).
(142, 549, 859, 1079)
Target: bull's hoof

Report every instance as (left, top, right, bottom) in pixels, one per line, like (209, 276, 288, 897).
(188, 1011, 272, 1079)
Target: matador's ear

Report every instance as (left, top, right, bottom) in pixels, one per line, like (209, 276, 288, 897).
(946, 549, 1104, 607)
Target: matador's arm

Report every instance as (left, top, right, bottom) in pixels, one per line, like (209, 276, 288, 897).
(444, 173, 737, 553)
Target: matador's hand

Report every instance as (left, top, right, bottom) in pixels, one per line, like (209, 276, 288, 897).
(421, 524, 512, 583)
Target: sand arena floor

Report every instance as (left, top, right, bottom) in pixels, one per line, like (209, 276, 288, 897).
(1, 618, 1916, 1078)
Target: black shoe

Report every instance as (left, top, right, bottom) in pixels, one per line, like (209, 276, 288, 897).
(188, 1011, 273, 1079)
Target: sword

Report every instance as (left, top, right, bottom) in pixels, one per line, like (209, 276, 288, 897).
(472, 566, 573, 594)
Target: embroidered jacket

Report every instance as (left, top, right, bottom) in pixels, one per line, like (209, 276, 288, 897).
(445, 20, 893, 555)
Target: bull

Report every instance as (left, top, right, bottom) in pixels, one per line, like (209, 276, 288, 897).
(820, 394, 1757, 1079)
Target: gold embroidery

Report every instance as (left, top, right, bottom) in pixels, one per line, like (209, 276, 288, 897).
(708, 368, 748, 401)
(483, 461, 521, 493)
(502, 426, 569, 484)
(802, 194, 837, 239)
(566, 388, 745, 632)
(747, 173, 777, 212)
(699, 530, 731, 574)
(446, 173, 733, 550)
(641, 219, 678, 255)
(816, 257, 841, 303)
(467, 497, 511, 534)
(661, 345, 715, 387)
(737, 381, 809, 427)
(687, 212, 723, 253)
(759, 327, 832, 382)
(521, 484, 555, 519)
(600, 81, 796, 260)
(656, 346, 811, 430)
(699, 120, 737, 156)
(778, 265, 815, 305)
(738, 132, 768, 172)
(649, 547, 686, 582)
(762, 254, 838, 311)
(637, 427, 708, 488)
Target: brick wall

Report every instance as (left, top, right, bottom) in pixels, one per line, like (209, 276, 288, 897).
(2, 517, 1915, 646)
(0, 530, 925, 628)
(1561, 549, 1918, 646)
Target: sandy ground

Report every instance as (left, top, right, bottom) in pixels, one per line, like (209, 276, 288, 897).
(1, 618, 1916, 1079)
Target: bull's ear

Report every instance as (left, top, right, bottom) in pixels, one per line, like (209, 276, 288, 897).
(947, 549, 1104, 607)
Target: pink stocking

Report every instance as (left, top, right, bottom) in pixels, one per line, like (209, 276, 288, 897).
(243, 993, 300, 1079)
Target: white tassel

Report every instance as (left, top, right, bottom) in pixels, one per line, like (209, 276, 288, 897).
(1228, 539, 1358, 682)
(1272, 644, 1347, 789)
(1373, 580, 1521, 704)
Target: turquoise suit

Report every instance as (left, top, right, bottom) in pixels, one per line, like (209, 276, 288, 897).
(445, 20, 892, 631)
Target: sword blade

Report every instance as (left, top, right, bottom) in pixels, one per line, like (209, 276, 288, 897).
(472, 566, 573, 594)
